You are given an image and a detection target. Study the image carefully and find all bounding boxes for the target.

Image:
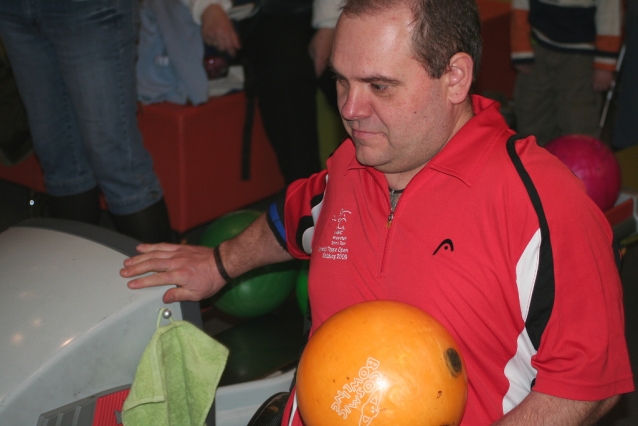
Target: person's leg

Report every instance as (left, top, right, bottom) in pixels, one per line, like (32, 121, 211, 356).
(241, 12, 322, 184)
(38, 0, 171, 241)
(554, 51, 602, 140)
(110, 198, 172, 244)
(513, 44, 560, 145)
(46, 187, 101, 224)
(0, 0, 98, 197)
(36, 0, 161, 213)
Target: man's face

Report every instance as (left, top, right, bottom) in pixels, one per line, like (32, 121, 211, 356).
(331, 7, 456, 181)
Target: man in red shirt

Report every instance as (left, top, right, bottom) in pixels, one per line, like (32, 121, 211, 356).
(120, 0, 634, 423)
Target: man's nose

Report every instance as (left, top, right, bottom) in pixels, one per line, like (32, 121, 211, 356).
(339, 86, 370, 121)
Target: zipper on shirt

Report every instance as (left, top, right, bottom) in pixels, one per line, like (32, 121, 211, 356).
(382, 187, 403, 275)
(387, 211, 394, 227)
(387, 187, 403, 228)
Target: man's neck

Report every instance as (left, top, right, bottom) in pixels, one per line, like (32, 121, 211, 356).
(385, 166, 424, 191)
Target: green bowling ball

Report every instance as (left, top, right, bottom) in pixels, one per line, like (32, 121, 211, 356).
(215, 262, 298, 318)
(200, 210, 296, 318)
(296, 261, 309, 316)
(200, 209, 261, 248)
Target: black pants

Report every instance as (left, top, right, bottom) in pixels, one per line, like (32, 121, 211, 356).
(237, 11, 338, 184)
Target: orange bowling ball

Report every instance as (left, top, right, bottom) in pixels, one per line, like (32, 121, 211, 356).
(296, 300, 467, 426)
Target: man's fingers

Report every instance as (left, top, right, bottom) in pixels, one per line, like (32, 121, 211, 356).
(133, 242, 182, 257)
(122, 250, 177, 271)
(232, 32, 241, 49)
(124, 242, 189, 268)
(216, 31, 241, 57)
(228, 33, 241, 56)
(121, 253, 185, 279)
(163, 287, 200, 304)
(126, 270, 176, 289)
(592, 69, 613, 92)
(219, 36, 234, 56)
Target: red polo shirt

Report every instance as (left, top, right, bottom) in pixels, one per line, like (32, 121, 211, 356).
(272, 95, 633, 425)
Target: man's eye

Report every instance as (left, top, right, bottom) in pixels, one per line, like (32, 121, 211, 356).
(371, 84, 388, 92)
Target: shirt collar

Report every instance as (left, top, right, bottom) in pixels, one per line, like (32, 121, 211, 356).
(426, 95, 512, 187)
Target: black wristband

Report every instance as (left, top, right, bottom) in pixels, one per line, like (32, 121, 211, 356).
(213, 245, 233, 283)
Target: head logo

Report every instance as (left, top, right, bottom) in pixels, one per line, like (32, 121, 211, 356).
(433, 239, 454, 255)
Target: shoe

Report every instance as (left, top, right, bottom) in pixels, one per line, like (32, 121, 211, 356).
(47, 187, 101, 225)
(110, 198, 173, 243)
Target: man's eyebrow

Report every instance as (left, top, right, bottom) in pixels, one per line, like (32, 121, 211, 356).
(327, 60, 402, 86)
(358, 75, 402, 86)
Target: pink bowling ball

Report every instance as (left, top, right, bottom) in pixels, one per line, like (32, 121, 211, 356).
(545, 134, 622, 212)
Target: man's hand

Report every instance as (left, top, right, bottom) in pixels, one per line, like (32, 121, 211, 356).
(309, 28, 335, 77)
(201, 4, 241, 57)
(592, 69, 613, 92)
(121, 213, 294, 304)
(120, 243, 227, 304)
(514, 63, 534, 75)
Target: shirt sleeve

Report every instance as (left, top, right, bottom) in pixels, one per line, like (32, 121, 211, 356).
(525, 148, 634, 399)
(594, 0, 623, 71)
(510, 0, 534, 66)
(277, 170, 330, 259)
(179, 0, 233, 25)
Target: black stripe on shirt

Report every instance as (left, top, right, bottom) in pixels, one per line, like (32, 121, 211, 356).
(506, 135, 555, 351)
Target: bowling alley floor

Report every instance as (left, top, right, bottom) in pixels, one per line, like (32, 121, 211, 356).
(0, 159, 637, 423)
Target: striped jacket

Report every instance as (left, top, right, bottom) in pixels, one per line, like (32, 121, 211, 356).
(511, 0, 623, 71)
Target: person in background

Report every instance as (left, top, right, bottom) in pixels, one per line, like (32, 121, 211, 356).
(0, 0, 172, 243)
(182, 0, 341, 183)
(510, 0, 622, 145)
(612, 0, 638, 150)
(121, 0, 634, 423)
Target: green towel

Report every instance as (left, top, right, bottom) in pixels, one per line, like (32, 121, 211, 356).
(122, 309, 229, 426)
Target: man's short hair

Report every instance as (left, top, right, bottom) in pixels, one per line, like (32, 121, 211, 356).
(341, 0, 482, 82)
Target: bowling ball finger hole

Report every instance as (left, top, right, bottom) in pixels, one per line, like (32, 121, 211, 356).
(446, 348, 463, 377)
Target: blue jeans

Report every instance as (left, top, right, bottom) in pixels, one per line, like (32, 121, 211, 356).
(0, 0, 163, 215)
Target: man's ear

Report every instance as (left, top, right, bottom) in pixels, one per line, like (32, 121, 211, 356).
(445, 52, 473, 105)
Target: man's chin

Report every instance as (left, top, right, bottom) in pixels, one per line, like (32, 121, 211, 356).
(355, 149, 389, 170)
(354, 147, 374, 166)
